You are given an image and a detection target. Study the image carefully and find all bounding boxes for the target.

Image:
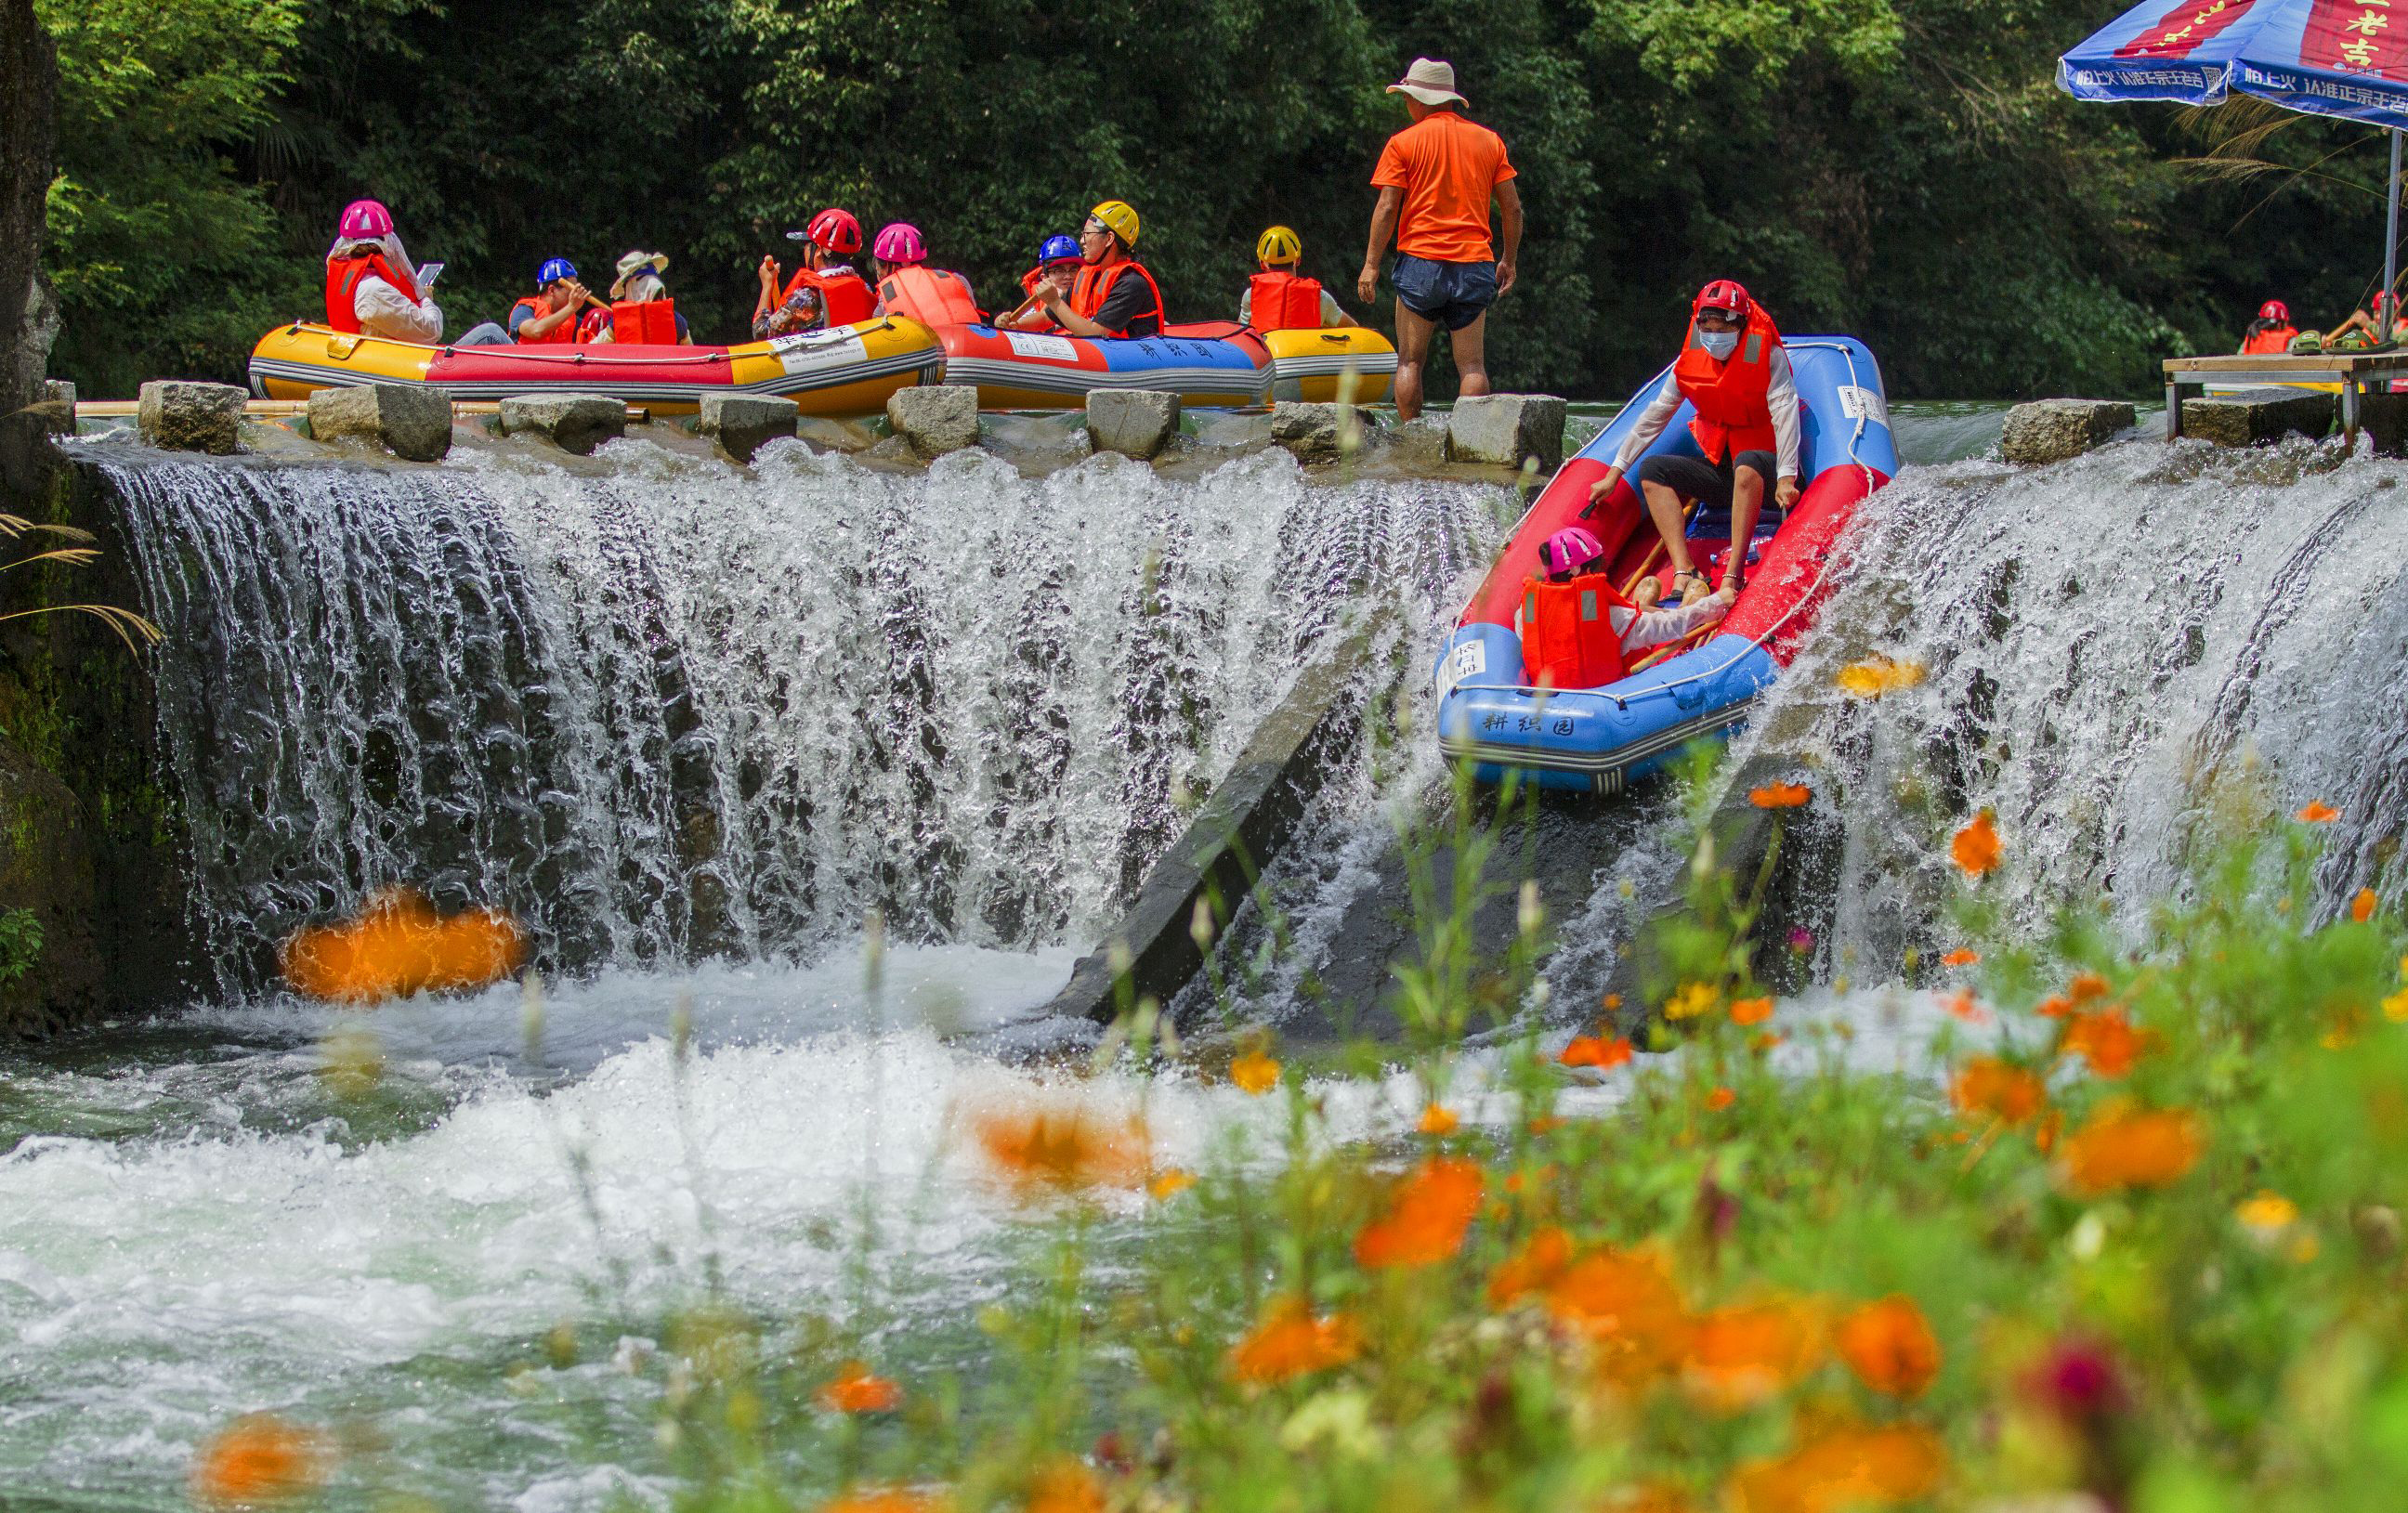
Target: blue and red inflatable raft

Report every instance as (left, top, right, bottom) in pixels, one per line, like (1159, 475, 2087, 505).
(1434, 337, 1897, 793)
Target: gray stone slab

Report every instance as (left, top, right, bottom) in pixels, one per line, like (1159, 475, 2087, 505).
(2179, 388, 2335, 447)
(885, 384, 980, 458)
(1269, 401, 1375, 463)
(699, 393, 800, 463)
(1039, 613, 1384, 1024)
(1446, 393, 1567, 471)
(2361, 391, 2408, 458)
(497, 393, 625, 455)
(38, 379, 73, 436)
(307, 383, 453, 462)
(1085, 389, 1182, 461)
(1999, 398, 2136, 464)
(137, 380, 245, 455)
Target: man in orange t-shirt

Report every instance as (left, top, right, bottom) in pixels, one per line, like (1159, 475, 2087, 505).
(1358, 57, 1523, 422)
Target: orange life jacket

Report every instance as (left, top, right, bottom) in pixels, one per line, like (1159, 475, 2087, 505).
(782, 266, 876, 326)
(2241, 324, 2299, 355)
(1248, 270, 1325, 333)
(323, 253, 417, 334)
(1672, 304, 1784, 464)
(878, 266, 983, 328)
(609, 298, 680, 346)
(1518, 575, 1632, 690)
(1069, 258, 1164, 338)
(510, 294, 582, 346)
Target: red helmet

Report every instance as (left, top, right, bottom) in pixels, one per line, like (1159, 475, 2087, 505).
(805, 208, 863, 255)
(1694, 279, 1752, 321)
(2258, 299, 2290, 323)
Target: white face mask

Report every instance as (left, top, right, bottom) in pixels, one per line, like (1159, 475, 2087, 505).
(1697, 328, 1740, 360)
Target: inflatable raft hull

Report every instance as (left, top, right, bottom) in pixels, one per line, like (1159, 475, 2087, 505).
(1434, 336, 1898, 793)
(932, 321, 1394, 409)
(248, 320, 946, 416)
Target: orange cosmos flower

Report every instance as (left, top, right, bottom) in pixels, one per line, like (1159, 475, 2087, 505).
(1486, 1226, 1576, 1308)
(1561, 1035, 1633, 1069)
(1837, 1296, 1942, 1398)
(1940, 948, 1979, 967)
(819, 1489, 950, 1513)
(1835, 655, 1928, 699)
(2034, 994, 2074, 1020)
(281, 887, 526, 1005)
(1706, 1086, 1737, 1111)
(1950, 1058, 2046, 1126)
(1725, 1423, 1947, 1513)
(1026, 1458, 1105, 1513)
(1749, 781, 1813, 809)
(1418, 1103, 1459, 1136)
(1546, 1245, 1693, 1386)
(1229, 1049, 1281, 1094)
(2297, 802, 2340, 823)
(1354, 1156, 1484, 1269)
(2060, 1010, 2153, 1078)
(2058, 1104, 2205, 1197)
(1147, 1168, 1195, 1201)
(1682, 1298, 1827, 1412)
(1950, 811, 2001, 878)
(190, 1415, 332, 1509)
(1730, 997, 1774, 1026)
(1941, 990, 1987, 1024)
(2066, 972, 2111, 1005)
(968, 1102, 1151, 1193)
(1228, 1298, 1362, 1385)
(817, 1362, 902, 1414)
(2354, 888, 2379, 923)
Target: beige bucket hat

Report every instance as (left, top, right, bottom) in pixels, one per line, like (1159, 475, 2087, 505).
(610, 250, 670, 299)
(1387, 58, 1467, 108)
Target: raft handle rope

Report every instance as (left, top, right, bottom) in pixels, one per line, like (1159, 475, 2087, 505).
(1450, 340, 1881, 714)
(298, 319, 903, 369)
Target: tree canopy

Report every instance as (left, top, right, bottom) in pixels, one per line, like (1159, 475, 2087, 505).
(33, 0, 2408, 400)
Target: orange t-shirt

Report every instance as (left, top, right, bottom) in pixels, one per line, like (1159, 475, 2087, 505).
(1371, 110, 1517, 265)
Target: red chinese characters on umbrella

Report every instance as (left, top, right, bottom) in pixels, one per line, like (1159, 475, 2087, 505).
(2304, 0, 2408, 78)
(2114, 0, 2261, 59)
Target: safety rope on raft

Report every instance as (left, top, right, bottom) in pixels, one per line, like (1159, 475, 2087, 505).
(284, 319, 901, 369)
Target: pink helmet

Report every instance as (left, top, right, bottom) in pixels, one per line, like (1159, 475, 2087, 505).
(1538, 526, 1605, 579)
(804, 208, 863, 255)
(873, 222, 926, 265)
(337, 199, 395, 241)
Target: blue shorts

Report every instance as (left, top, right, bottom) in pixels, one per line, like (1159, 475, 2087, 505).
(1393, 254, 1498, 332)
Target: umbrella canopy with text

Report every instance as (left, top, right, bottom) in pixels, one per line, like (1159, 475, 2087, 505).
(2061, 0, 2408, 125)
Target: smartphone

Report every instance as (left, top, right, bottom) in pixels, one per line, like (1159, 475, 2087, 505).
(415, 261, 445, 289)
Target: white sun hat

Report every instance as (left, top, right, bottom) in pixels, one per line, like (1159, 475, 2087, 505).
(1387, 58, 1467, 108)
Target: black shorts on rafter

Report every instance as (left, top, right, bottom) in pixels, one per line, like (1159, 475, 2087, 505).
(1631, 449, 1778, 511)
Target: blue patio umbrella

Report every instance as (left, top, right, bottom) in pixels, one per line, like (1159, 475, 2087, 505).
(2061, 0, 2408, 307)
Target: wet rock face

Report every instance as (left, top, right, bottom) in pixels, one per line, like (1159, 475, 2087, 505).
(0, 731, 100, 1037)
(137, 381, 245, 455)
(886, 384, 981, 457)
(2001, 398, 2137, 464)
(1446, 393, 1567, 472)
(308, 383, 453, 462)
(2178, 389, 2335, 449)
(498, 393, 625, 455)
(1085, 389, 1182, 461)
(699, 393, 800, 463)
(1270, 401, 1375, 463)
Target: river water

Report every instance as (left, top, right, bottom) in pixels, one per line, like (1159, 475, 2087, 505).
(22, 398, 2397, 1509)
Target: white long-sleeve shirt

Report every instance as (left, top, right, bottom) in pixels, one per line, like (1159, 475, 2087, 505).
(1612, 346, 1802, 479)
(354, 275, 442, 343)
(1611, 588, 1732, 653)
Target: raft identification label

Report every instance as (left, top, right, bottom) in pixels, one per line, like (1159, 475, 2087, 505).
(1439, 637, 1485, 698)
(1836, 385, 1888, 426)
(769, 329, 866, 376)
(1004, 333, 1080, 361)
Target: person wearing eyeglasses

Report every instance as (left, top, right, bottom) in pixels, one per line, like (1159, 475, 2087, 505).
(1584, 280, 1800, 607)
(1027, 201, 1164, 340)
(996, 234, 1084, 332)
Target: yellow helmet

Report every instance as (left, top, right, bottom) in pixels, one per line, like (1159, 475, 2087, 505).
(1255, 225, 1303, 266)
(1089, 200, 1141, 248)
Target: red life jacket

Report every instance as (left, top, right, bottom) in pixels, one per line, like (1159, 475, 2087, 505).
(1673, 303, 1784, 464)
(2241, 323, 2299, 355)
(510, 295, 582, 346)
(1248, 270, 1325, 333)
(781, 267, 876, 326)
(1517, 575, 1632, 690)
(878, 266, 983, 328)
(1069, 258, 1164, 338)
(609, 298, 679, 346)
(323, 253, 417, 334)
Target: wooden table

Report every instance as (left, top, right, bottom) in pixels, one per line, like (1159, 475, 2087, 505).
(2163, 353, 2408, 450)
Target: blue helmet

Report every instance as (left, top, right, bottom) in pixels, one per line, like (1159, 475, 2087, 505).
(1038, 233, 1080, 266)
(537, 257, 579, 287)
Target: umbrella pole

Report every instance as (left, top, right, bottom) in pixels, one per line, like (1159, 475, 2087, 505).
(2388, 128, 2403, 309)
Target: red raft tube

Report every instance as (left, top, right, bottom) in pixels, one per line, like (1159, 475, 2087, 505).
(1434, 337, 1897, 794)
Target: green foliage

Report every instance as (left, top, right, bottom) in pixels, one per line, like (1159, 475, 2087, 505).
(32, 0, 2408, 398)
(0, 907, 42, 987)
